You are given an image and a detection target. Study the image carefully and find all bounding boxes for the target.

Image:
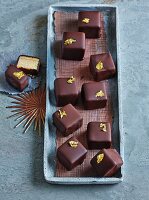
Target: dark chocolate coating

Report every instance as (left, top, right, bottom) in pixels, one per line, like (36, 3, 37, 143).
(53, 104, 83, 136)
(62, 32, 85, 61)
(78, 11, 101, 38)
(16, 55, 40, 75)
(89, 53, 116, 81)
(5, 64, 29, 92)
(54, 78, 78, 106)
(57, 137, 87, 170)
(90, 148, 123, 177)
(81, 81, 107, 110)
(87, 122, 112, 149)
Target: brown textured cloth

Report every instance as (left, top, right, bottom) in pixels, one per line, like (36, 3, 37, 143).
(54, 11, 113, 177)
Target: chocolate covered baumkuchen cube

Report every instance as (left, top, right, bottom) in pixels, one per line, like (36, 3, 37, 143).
(5, 64, 29, 91)
(53, 104, 83, 136)
(87, 122, 112, 149)
(81, 81, 107, 110)
(54, 76, 78, 106)
(62, 32, 85, 60)
(90, 148, 123, 177)
(57, 137, 87, 170)
(17, 55, 40, 75)
(78, 11, 101, 38)
(89, 53, 116, 81)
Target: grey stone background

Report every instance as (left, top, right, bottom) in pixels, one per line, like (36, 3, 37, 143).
(0, 0, 149, 199)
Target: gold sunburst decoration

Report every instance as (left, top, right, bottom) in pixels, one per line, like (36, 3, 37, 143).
(6, 87, 46, 136)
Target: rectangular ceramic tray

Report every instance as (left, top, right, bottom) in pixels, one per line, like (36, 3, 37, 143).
(44, 3, 124, 184)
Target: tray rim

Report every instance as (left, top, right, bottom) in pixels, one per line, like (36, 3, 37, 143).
(44, 3, 124, 185)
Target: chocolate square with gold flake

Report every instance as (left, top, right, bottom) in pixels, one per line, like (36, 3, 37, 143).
(78, 11, 101, 38)
(87, 122, 112, 149)
(5, 64, 29, 92)
(57, 137, 87, 170)
(89, 53, 116, 81)
(53, 104, 83, 136)
(54, 77, 78, 106)
(90, 148, 123, 177)
(81, 81, 107, 110)
(62, 32, 85, 60)
(17, 55, 40, 75)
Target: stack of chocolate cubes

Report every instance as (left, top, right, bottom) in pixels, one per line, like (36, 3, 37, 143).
(5, 55, 40, 91)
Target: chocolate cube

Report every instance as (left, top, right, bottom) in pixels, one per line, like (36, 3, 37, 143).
(53, 104, 83, 136)
(87, 122, 112, 149)
(5, 64, 29, 92)
(57, 137, 87, 170)
(81, 81, 107, 110)
(62, 32, 85, 60)
(17, 55, 40, 75)
(89, 53, 116, 81)
(78, 11, 101, 38)
(90, 148, 123, 177)
(54, 76, 78, 106)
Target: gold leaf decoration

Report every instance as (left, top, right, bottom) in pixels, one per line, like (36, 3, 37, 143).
(6, 87, 46, 135)
(69, 141, 78, 148)
(100, 123, 107, 132)
(97, 153, 104, 164)
(67, 76, 75, 84)
(64, 38, 76, 45)
(58, 110, 67, 119)
(13, 71, 25, 79)
(82, 18, 90, 23)
(95, 90, 105, 98)
(96, 61, 104, 71)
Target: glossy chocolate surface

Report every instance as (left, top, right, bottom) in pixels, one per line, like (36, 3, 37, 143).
(54, 77, 78, 106)
(16, 55, 40, 75)
(81, 81, 107, 110)
(53, 104, 83, 136)
(90, 148, 123, 177)
(62, 32, 85, 60)
(5, 64, 29, 91)
(78, 11, 101, 38)
(57, 137, 87, 170)
(89, 53, 116, 81)
(87, 122, 112, 149)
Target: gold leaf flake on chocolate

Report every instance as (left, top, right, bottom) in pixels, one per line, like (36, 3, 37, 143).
(97, 153, 104, 164)
(13, 71, 25, 79)
(67, 76, 75, 84)
(6, 87, 46, 135)
(95, 90, 105, 98)
(82, 18, 90, 23)
(58, 110, 67, 119)
(96, 61, 104, 71)
(64, 38, 76, 45)
(69, 141, 78, 148)
(100, 123, 107, 132)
